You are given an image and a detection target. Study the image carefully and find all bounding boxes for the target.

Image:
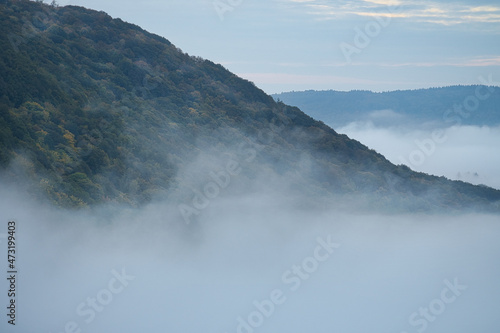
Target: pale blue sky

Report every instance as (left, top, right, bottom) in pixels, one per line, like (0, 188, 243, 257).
(50, 0, 500, 94)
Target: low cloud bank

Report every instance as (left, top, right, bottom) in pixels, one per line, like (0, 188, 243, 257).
(338, 122, 500, 190)
(0, 184, 499, 333)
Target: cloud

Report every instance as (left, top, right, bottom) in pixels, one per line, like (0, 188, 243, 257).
(348, 56, 500, 67)
(281, 0, 500, 26)
(1, 183, 500, 333)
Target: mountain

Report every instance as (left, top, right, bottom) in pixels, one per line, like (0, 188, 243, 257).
(272, 87, 500, 129)
(1, 0, 500, 214)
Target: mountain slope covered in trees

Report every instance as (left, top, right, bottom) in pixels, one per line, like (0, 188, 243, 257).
(1, 0, 499, 214)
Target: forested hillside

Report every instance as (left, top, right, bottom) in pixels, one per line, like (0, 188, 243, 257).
(273, 87, 500, 129)
(1, 0, 499, 213)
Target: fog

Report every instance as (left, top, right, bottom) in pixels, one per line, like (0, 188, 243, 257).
(1, 178, 499, 333)
(338, 122, 500, 190)
(1, 107, 499, 333)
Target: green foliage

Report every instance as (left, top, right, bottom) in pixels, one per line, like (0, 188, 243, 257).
(0, 0, 498, 212)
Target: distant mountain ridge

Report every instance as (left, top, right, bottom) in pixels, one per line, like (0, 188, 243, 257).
(1, 0, 499, 213)
(272, 86, 500, 129)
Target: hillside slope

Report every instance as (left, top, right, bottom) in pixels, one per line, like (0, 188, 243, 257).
(273, 87, 500, 129)
(1, 0, 499, 214)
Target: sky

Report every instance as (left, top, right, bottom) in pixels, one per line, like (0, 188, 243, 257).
(43, 0, 500, 94)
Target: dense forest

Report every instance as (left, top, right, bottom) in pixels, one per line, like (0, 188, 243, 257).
(1, 0, 499, 214)
(273, 87, 500, 129)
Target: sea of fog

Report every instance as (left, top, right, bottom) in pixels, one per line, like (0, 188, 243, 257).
(338, 122, 500, 190)
(0, 185, 499, 333)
